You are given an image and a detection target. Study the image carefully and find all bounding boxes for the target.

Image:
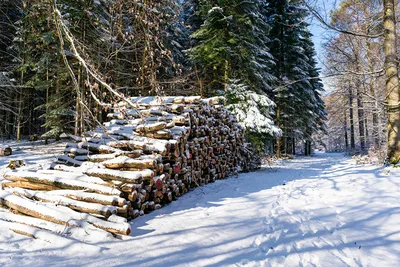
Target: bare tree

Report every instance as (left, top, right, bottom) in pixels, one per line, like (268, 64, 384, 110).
(384, 0, 400, 163)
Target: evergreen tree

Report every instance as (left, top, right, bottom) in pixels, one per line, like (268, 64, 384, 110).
(187, 1, 280, 149)
(0, 0, 22, 139)
(265, 0, 326, 156)
(302, 31, 327, 153)
(13, 0, 74, 140)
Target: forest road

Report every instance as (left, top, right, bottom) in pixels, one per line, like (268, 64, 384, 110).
(1, 152, 400, 267)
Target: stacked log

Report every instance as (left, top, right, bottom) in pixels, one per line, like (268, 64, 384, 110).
(0, 145, 12, 156)
(0, 96, 259, 239)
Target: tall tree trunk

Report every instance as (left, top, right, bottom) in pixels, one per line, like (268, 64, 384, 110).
(348, 87, 356, 150)
(284, 136, 288, 155)
(304, 141, 308, 156)
(16, 64, 24, 142)
(305, 141, 311, 156)
(365, 10, 381, 149)
(45, 57, 49, 134)
(354, 42, 365, 152)
(364, 116, 369, 149)
(79, 66, 84, 135)
(356, 84, 365, 151)
(292, 137, 296, 155)
(275, 5, 285, 159)
(384, 0, 400, 163)
(75, 96, 80, 135)
(344, 109, 349, 152)
(276, 107, 282, 158)
(16, 92, 22, 141)
(224, 60, 229, 91)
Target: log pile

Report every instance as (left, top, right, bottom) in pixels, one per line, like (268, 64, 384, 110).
(0, 145, 12, 156)
(0, 96, 260, 239)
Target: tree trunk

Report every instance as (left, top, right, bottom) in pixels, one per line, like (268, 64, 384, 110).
(292, 137, 296, 155)
(384, 0, 400, 163)
(16, 67, 24, 141)
(344, 109, 349, 152)
(356, 84, 365, 151)
(354, 42, 365, 152)
(284, 136, 288, 155)
(75, 94, 80, 135)
(348, 87, 356, 150)
(364, 116, 369, 149)
(276, 107, 282, 158)
(305, 141, 311, 156)
(366, 41, 380, 148)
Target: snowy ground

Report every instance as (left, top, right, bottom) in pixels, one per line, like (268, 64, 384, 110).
(0, 146, 400, 266)
(0, 140, 66, 170)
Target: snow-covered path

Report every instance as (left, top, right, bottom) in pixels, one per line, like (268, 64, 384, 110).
(1, 153, 400, 266)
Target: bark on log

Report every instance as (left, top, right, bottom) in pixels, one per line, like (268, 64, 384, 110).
(64, 147, 91, 155)
(0, 208, 69, 233)
(136, 122, 167, 133)
(7, 189, 118, 218)
(107, 138, 169, 155)
(84, 168, 143, 184)
(66, 142, 120, 154)
(37, 170, 110, 186)
(56, 155, 83, 167)
(51, 205, 131, 235)
(30, 192, 117, 218)
(3, 171, 122, 196)
(103, 156, 158, 170)
(2, 181, 60, 191)
(0, 190, 78, 226)
(46, 190, 126, 207)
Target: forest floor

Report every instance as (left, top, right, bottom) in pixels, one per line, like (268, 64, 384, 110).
(0, 142, 399, 266)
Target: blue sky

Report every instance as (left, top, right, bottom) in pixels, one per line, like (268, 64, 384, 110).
(308, 0, 339, 92)
(309, 0, 339, 69)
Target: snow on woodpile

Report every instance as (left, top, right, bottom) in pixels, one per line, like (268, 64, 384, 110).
(0, 96, 260, 241)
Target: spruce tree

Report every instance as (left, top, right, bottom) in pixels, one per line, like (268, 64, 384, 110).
(265, 0, 326, 156)
(187, 1, 280, 150)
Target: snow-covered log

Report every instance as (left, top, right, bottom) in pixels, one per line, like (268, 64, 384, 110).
(48, 205, 131, 235)
(45, 190, 126, 207)
(103, 156, 158, 170)
(3, 171, 122, 196)
(0, 190, 78, 226)
(56, 155, 83, 166)
(84, 168, 143, 184)
(2, 181, 60, 191)
(0, 145, 12, 156)
(6, 188, 116, 218)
